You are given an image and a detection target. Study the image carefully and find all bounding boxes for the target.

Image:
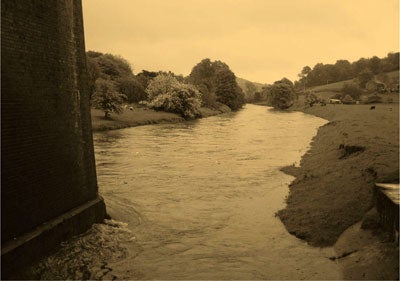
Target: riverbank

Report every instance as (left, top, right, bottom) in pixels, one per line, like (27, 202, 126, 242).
(91, 104, 231, 132)
(275, 101, 399, 279)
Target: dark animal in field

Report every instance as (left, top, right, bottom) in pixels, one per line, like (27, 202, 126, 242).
(370, 106, 375, 110)
(320, 102, 326, 106)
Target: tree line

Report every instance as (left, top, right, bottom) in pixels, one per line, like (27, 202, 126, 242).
(253, 52, 400, 110)
(86, 52, 244, 119)
(296, 52, 399, 88)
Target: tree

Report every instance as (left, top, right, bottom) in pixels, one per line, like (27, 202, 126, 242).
(276, 77, 294, 87)
(352, 58, 369, 76)
(94, 53, 133, 80)
(307, 63, 329, 86)
(189, 58, 244, 110)
(136, 70, 158, 90)
(305, 93, 319, 107)
(86, 51, 139, 106)
(188, 58, 218, 107)
(145, 74, 202, 119)
(376, 73, 390, 86)
(215, 68, 244, 110)
(334, 60, 353, 81)
(244, 81, 257, 101)
(341, 83, 362, 100)
(299, 66, 312, 78)
(253, 92, 262, 102)
(368, 56, 382, 74)
(92, 79, 127, 119)
(382, 52, 400, 72)
(267, 79, 296, 110)
(86, 50, 103, 58)
(86, 55, 101, 101)
(357, 69, 374, 88)
(117, 77, 146, 103)
(298, 66, 311, 89)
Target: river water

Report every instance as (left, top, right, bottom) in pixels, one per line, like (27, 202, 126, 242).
(89, 104, 340, 280)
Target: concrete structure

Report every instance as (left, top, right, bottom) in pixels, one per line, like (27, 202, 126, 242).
(1, 1, 106, 278)
(374, 183, 399, 242)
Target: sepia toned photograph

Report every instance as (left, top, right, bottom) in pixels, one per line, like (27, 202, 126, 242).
(1, 0, 399, 280)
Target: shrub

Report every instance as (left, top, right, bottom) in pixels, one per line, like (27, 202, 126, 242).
(365, 95, 382, 104)
(342, 94, 354, 104)
(267, 81, 295, 110)
(341, 83, 363, 100)
(305, 93, 319, 106)
(330, 93, 343, 100)
(145, 74, 202, 119)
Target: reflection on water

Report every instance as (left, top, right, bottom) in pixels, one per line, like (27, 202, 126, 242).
(91, 104, 339, 280)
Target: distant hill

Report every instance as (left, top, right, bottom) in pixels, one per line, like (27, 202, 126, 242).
(236, 77, 267, 92)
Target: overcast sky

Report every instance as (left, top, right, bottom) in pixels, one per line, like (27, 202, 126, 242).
(82, 0, 398, 84)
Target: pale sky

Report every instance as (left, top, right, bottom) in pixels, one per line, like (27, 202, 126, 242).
(82, 0, 399, 84)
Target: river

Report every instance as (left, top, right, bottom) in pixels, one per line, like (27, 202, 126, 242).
(89, 104, 340, 280)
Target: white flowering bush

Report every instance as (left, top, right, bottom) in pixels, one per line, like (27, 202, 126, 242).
(145, 74, 202, 119)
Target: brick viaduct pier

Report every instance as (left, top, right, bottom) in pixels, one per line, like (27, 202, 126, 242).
(1, 1, 106, 278)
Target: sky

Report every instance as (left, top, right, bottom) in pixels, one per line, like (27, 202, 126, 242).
(82, 0, 399, 84)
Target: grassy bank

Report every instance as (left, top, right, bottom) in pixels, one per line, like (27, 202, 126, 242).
(275, 101, 399, 279)
(91, 104, 231, 132)
(277, 102, 398, 246)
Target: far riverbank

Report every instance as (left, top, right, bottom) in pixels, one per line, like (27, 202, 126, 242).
(275, 101, 399, 279)
(91, 104, 231, 132)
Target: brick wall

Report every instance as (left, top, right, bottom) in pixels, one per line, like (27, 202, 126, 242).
(1, 0, 101, 243)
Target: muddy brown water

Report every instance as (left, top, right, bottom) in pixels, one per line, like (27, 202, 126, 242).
(92, 104, 341, 280)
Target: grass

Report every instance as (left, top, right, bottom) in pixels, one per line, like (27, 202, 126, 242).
(278, 102, 399, 246)
(91, 104, 231, 132)
(91, 106, 184, 132)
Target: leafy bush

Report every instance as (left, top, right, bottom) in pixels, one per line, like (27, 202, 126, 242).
(342, 94, 354, 104)
(267, 79, 296, 109)
(145, 74, 202, 119)
(92, 79, 127, 118)
(341, 83, 363, 100)
(330, 93, 343, 100)
(305, 93, 319, 106)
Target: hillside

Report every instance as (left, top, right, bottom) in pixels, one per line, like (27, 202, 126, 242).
(309, 70, 399, 93)
(236, 77, 267, 92)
